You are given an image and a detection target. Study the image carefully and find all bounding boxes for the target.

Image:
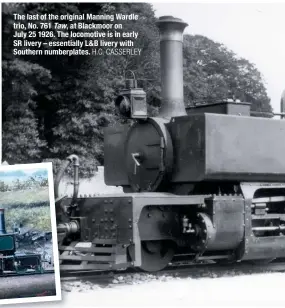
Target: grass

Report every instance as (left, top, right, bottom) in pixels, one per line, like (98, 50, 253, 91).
(0, 188, 49, 208)
(0, 188, 51, 232)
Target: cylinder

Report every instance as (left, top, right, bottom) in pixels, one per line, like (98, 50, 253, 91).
(0, 209, 6, 234)
(156, 16, 188, 118)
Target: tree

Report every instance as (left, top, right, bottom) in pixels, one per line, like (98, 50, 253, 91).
(2, 4, 51, 163)
(46, 2, 161, 175)
(183, 35, 272, 114)
(2, 3, 273, 175)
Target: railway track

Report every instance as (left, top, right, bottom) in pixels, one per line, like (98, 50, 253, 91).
(60, 260, 285, 286)
(1, 269, 54, 277)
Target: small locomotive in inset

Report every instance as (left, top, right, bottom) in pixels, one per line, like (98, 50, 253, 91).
(0, 209, 43, 276)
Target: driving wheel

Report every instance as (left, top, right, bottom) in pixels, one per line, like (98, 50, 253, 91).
(128, 240, 175, 272)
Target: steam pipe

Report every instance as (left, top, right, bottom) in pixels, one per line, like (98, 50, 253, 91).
(54, 154, 79, 205)
(156, 16, 188, 118)
(0, 209, 6, 234)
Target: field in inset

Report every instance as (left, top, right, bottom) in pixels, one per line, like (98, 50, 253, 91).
(0, 188, 51, 231)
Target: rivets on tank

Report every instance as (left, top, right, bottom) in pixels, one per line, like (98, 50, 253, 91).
(92, 218, 95, 223)
(104, 200, 108, 204)
(128, 199, 132, 204)
(128, 218, 132, 222)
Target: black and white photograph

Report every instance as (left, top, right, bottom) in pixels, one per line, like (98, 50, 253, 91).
(1, 1, 285, 307)
(0, 162, 61, 305)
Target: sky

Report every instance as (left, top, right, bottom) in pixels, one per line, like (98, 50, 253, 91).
(152, 3, 285, 113)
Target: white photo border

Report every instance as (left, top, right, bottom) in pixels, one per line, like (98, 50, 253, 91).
(0, 162, 62, 305)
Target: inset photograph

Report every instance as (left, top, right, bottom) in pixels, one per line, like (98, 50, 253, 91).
(0, 162, 61, 305)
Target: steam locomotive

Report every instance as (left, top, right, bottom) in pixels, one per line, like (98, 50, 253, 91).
(0, 209, 43, 275)
(56, 16, 285, 272)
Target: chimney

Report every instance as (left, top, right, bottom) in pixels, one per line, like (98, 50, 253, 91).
(156, 16, 188, 118)
(0, 209, 6, 234)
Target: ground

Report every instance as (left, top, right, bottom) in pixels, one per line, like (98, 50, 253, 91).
(60, 272, 285, 307)
(6, 271, 285, 307)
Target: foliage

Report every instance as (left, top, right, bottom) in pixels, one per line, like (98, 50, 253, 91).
(183, 35, 272, 113)
(2, 4, 52, 164)
(1, 188, 51, 231)
(5, 206, 51, 231)
(2, 3, 273, 177)
(0, 188, 49, 204)
(0, 176, 48, 192)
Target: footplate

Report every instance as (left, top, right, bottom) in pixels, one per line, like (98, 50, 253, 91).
(59, 240, 131, 271)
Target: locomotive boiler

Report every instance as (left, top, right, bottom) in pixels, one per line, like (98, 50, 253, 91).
(56, 16, 285, 272)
